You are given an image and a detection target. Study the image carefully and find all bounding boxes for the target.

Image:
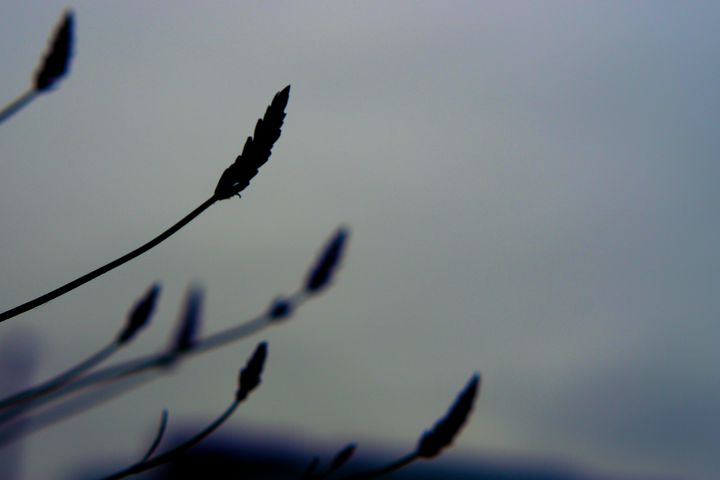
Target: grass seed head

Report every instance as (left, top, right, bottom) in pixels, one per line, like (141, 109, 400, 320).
(416, 374, 480, 459)
(35, 10, 74, 92)
(118, 283, 161, 344)
(305, 227, 350, 293)
(237, 342, 268, 400)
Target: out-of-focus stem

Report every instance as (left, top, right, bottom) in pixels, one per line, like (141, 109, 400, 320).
(0, 90, 38, 125)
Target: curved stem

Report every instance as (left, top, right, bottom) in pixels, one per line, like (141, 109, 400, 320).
(47, 291, 305, 401)
(0, 196, 217, 324)
(139, 410, 169, 463)
(99, 399, 240, 480)
(0, 89, 38, 125)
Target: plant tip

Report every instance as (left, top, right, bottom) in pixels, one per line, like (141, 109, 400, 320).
(305, 226, 350, 293)
(330, 443, 357, 472)
(214, 86, 290, 200)
(416, 373, 481, 459)
(172, 286, 204, 353)
(237, 342, 268, 399)
(118, 283, 161, 344)
(34, 10, 74, 92)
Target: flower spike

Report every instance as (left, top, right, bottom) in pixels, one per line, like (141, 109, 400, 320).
(35, 10, 74, 92)
(214, 86, 291, 200)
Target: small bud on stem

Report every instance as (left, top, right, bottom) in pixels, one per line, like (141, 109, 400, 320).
(237, 342, 268, 400)
(118, 284, 161, 344)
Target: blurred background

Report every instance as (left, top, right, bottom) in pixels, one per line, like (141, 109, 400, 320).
(1, 1, 719, 479)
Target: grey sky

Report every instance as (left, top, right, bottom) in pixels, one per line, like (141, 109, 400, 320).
(1, 2, 719, 479)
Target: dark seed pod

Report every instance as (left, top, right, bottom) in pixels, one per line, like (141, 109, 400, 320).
(237, 342, 268, 400)
(329, 443, 356, 473)
(34, 11, 74, 92)
(172, 287, 203, 353)
(118, 284, 161, 344)
(305, 227, 349, 294)
(416, 374, 480, 459)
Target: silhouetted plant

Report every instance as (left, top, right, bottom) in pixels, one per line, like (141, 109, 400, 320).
(0, 10, 73, 125)
(331, 374, 481, 479)
(34, 10, 73, 92)
(98, 342, 267, 480)
(0, 84, 290, 324)
(0, 9, 481, 480)
(0, 284, 159, 413)
(170, 287, 203, 355)
(305, 227, 350, 294)
(0, 228, 348, 444)
(140, 410, 169, 464)
(304, 443, 357, 480)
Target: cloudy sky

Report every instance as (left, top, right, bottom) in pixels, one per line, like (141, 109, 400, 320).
(1, 2, 719, 479)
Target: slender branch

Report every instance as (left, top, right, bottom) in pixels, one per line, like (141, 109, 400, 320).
(0, 284, 159, 414)
(0, 90, 38, 125)
(100, 399, 239, 480)
(98, 343, 266, 480)
(0, 86, 291, 323)
(0, 341, 119, 411)
(0, 292, 305, 435)
(140, 410, 169, 463)
(0, 374, 152, 447)
(0, 226, 346, 440)
(114, 289, 300, 378)
(0, 196, 216, 324)
(58, 291, 304, 398)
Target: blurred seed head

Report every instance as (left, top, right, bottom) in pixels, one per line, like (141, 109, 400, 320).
(305, 226, 350, 294)
(118, 284, 161, 344)
(416, 374, 480, 459)
(172, 286, 204, 353)
(329, 443, 356, 473)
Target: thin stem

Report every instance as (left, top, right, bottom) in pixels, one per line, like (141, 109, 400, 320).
(140, 410, 169, 463)
(0, 292, 307, 431)
(0, 196, 217, 324)
(99, 399, 240, 480)
(0, 340, 119, 411)
(340, 452, 418, 480)
(0, 89, 38, 125)
(56, 291, 304, 398)
(0, 374, 152, 447)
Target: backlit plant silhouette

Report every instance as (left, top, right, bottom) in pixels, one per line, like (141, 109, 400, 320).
(0, 10, 479, 479)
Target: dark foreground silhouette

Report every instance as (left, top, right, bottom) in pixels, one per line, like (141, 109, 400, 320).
(79, 429, 671, 480)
